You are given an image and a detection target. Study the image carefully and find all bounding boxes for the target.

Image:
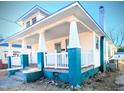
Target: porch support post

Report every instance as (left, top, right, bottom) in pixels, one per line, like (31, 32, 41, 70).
(68, 20, 81, 86)
(37, 32, 46, 70)
(8, 44, 12, 68)
(21, 38, 29, 69)
(100, 36, 106, 72)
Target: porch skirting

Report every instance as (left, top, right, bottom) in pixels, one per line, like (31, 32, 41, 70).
(81, 67, 100, 83)
(8, 66, 100, 85)
(44, 70, 69, 83)
(43, 66, 100, 84)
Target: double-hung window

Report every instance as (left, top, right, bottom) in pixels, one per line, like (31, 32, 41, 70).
(26, 21, 30, 28)
(32, 17, 37, 25)
(96, 36, 99, 49)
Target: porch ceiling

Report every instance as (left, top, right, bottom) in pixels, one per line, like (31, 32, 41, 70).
(16, 21, 90, 45)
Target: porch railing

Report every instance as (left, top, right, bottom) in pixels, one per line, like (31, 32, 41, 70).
(44, 52, 68, 69)
(11, 56, 21, 66)
(81, 50, 94, 68)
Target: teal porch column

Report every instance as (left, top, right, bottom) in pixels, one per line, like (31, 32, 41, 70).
(8, 44, 13, 77)
(21, 54, 29, 69)
(37, 32, 46, 70)
(37, 52, 44, 69)
(100, 36, 106, 72)
(68, 20, 81, 86)
(8, 56, 12, 68)
(21, 39, 29, 69)
(8, 44, 13, 68)
(8, 56, 12, 77)
(68, 48, 81, 86)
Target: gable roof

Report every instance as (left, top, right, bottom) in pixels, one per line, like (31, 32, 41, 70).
(17, 5, 51, 22)
(1, 1, 114, 46)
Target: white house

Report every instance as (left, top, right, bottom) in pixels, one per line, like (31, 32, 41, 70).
(0, 2, 117, 86)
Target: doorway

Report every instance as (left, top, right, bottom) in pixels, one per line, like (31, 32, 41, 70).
(54, 42, 61, 53)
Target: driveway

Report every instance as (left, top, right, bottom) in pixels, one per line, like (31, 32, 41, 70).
(0, 69, 23, 91)
(115, 61, 124, 91)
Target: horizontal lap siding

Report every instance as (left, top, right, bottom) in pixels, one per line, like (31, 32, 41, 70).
(46, 36, 68, 53)
(79, 32, 93, 51)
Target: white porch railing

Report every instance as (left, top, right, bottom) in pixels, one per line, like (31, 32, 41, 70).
(44, 52, 68, 69)
(81, 50, 94, 68)
(11, 56, 21, 66)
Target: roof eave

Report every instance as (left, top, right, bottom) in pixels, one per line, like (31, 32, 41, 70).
(16, 5, 51, 22)
(3, 2, 114, 46)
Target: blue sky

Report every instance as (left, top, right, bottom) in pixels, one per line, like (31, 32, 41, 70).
(0, 1, 124, 40)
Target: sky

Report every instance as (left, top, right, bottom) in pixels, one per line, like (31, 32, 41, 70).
(0, 1, 124, 42)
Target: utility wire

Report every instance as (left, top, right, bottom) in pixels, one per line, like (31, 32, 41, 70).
(0, 16, 18, 25)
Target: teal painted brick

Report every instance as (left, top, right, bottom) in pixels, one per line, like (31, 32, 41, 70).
(58, 73, 69, 82)
(68, 48, 81, 86)
(8, 70, 15, 77)
(44, 71, 69, 82)
(37, 52, 44, 69)
(21, 54, 29, 69)
(44, 71, 54, 79)
(8, 69, 20, 77)
(81, 67, 100, 82)
(24, 71, 42, 83)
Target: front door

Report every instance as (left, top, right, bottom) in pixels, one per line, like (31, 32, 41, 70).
(55, 42, 61, 53)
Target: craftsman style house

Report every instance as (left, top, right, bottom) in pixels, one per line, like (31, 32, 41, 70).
(0, 2, 116, 86)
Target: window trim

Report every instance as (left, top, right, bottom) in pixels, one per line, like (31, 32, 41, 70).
(95, 36, 99, 50)
(26, 21, 30, 28)
(32, 17, 37, 25)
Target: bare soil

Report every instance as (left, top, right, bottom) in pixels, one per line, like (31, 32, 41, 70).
(0, 67, 119, 91)
(115, 61, 124, 91)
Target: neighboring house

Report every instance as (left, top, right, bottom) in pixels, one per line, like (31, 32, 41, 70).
(112, 52, 124, 59)
(0, 43, 32, 68)
(0, 2, 117, 86)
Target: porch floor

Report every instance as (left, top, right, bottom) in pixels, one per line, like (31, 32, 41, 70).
(44, 68, 69, 73)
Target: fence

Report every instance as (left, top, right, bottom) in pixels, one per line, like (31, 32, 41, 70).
(44, 52, 68, 69)
(11, 56, 21, 66)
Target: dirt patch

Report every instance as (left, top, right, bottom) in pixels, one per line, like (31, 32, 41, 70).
(0, 69, 119, 91)
(115, 61, 124, 91)
(0, 70, 23, 91)
(81, 70, 118, 91)
(0, 69, 8, 80)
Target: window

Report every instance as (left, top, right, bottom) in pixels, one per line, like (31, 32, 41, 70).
(96, 36, 99, 49)
(26, 21, 30, 28)
(32, 17, 37, 25)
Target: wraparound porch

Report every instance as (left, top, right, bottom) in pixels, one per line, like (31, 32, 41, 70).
(7, 15, 105, 86)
